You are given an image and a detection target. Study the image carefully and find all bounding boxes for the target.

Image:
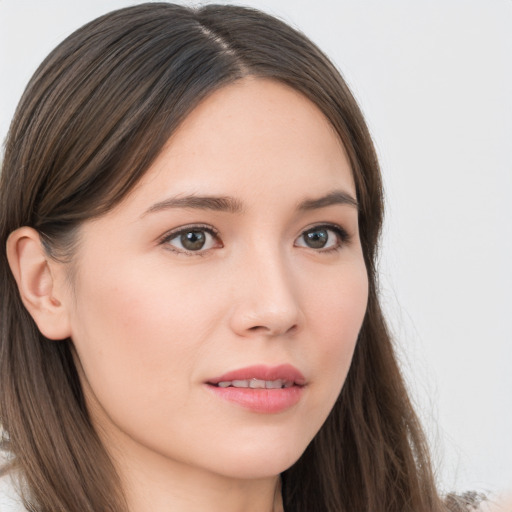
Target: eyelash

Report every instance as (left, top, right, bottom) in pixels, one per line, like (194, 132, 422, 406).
(158, 223, 351, 256)
(159, 224, 221, 257)
(298, 223, 351, 253)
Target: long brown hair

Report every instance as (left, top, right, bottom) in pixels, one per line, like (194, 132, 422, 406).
(1, 3, 451, 511)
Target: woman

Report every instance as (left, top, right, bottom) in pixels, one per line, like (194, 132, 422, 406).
(0, 3, 489, 512)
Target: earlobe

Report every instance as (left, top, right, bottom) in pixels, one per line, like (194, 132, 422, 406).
(6, 227, 72, 340)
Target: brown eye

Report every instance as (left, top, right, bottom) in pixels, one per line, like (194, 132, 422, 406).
(295, 225, 345, 251)
(164, 227, 220, 253)
(303, 228, 329, 248)
(180, 230, 207, 251)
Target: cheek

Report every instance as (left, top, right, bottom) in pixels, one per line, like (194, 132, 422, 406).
(302, 259, 368, 395)
(68, 260, 221, 409)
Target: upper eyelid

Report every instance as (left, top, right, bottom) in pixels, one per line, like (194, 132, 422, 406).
(302, 222, 343, 231)
(298, 222, 349, 237)
(159, 223, 219, 241)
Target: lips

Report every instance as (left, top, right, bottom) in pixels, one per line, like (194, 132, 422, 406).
(216, 378, 293, 389)
(207, 364, 306, 386)
(205, 364, 306, 413)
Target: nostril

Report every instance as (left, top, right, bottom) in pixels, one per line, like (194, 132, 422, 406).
(285, 324, 298, 336)
(247, 324, 298, 335)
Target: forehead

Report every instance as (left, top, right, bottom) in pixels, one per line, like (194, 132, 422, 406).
(123, 77, 355, 213)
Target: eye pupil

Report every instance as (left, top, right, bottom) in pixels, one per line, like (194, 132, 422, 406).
(304, 229, 328, 248)
(181, 230, 206, 250)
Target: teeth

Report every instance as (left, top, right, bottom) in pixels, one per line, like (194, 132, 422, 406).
(249, 379, 265, 388)
(266, 379, 284, 389)
(232, 380, 249, 388)
(216, 379, 290, 389)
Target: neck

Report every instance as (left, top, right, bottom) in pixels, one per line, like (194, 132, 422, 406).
(105, 435, 284, 512)
(120, 457, 284, 512)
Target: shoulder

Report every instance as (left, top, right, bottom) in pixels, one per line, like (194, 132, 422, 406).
(0, 471, 26, 512)
(479, 495, 512, 512)
(445, 492, 512, 512)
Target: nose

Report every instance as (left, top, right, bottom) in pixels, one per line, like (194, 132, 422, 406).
(228, 249, 302, 338)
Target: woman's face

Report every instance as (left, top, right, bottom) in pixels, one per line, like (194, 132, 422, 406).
(64, 78, 368, 479)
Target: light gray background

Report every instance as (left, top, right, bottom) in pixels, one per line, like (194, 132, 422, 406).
(1, 0, 511, 497)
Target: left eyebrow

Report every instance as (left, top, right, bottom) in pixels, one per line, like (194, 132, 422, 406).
(297, 190, 358, 211)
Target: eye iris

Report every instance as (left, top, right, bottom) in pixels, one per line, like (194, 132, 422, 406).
(304, 228, 328, 248)
(181, 230, 206, 251)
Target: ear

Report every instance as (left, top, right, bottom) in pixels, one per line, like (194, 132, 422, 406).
(6, 227, 72, 340)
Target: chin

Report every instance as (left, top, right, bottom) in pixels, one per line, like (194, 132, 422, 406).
(199, 431, 310, 480)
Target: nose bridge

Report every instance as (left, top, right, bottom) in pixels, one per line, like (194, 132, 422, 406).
(229, 238, 301, 337)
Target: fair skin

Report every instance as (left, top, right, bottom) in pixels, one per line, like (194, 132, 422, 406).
(8, 78, 368, 512)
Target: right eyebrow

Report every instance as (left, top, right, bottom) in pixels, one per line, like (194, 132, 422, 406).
(142, 195, 245, 217)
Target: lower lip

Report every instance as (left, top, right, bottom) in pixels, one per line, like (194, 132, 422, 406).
(206, 385, 303, 414)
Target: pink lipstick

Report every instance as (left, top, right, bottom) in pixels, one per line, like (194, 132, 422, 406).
(205, 364, 306, 413)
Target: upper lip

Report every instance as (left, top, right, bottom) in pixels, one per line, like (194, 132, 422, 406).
(207, 364, 306, 386)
